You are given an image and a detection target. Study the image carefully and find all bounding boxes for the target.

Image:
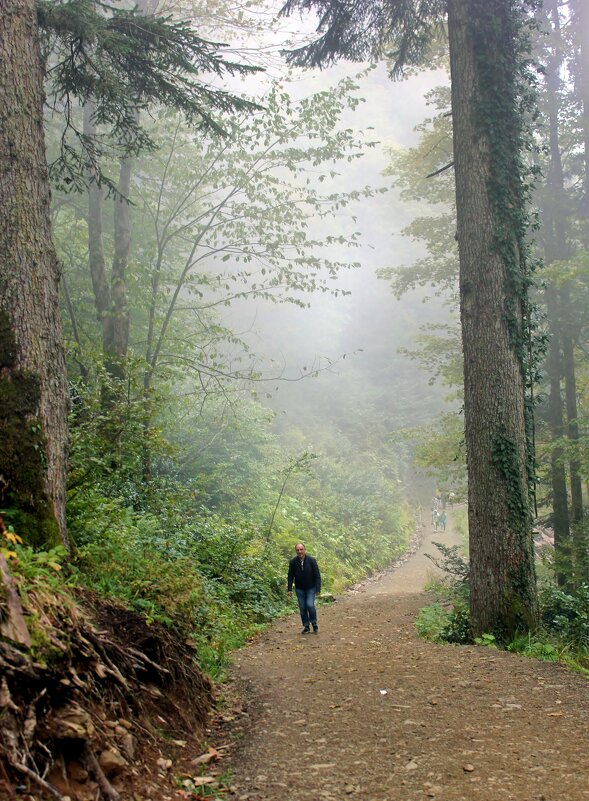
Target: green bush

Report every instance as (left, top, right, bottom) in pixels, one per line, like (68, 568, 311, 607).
(69, 481, 290, 677)
(415, 599, 471, 644)
(540, 583, 589, 650)
(415, 603, 451, 641)
(440, 601, 471, 643)
(507, 633, 559, 661)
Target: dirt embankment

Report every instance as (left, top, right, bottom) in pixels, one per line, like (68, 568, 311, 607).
(0, 585, 213, 801)
(227, 512, 589, 801)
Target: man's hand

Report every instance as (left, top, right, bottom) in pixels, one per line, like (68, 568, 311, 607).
(287, 591, 292, 597)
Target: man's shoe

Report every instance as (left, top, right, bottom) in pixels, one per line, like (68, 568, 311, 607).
(301, 627, 310, 634)
(312, 624, 318, 634)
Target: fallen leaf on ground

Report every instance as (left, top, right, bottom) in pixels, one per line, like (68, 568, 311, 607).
(192, 747, 220, 766)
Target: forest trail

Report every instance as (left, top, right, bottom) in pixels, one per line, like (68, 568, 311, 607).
(226, 512, 589, 801)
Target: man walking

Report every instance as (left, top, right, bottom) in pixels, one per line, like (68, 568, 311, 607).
(288, 543, 321, 634)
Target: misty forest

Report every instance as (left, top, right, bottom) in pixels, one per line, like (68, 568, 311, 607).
(1, 0, 589, 799)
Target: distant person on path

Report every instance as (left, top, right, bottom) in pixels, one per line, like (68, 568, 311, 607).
(431, 497, 439, 525)
(439, 510, 447, 531)
(288, 543, 321, 634)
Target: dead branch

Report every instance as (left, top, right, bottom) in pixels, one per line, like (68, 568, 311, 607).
(426, 161, 455, 179)
(10, 759, 65, 800)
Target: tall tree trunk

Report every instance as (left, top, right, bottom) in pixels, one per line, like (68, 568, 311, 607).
(571, 0, 589, 219)
(544, 287, 570, 583)
(561, 304, 583, 529)
(0, 0, 69, 549)
(109, 156, 132, 383)
(83, 105, 113, 356)
(541, 0, 586, 580)
(83, 104, 131, 405)
(560, 283, 587, 579)
(541, 0, 572, 583)
(447, 0, 537, 639)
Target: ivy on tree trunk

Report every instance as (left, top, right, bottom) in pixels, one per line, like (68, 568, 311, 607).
(447, 0, 538, 639)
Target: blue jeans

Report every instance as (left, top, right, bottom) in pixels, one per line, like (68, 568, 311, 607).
(295, 587, 317, 628)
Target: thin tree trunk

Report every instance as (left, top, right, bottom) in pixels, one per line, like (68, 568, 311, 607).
(63, 275, 89, 380)
(571, 0, 589, 219)
(560, 282, 587, 579)
(83, 104, 112, 355)
(562, 325, 583, 529)
(544, 287, 570, 582)
(447, 0, 537, 639)
(108, 155, 132, 383)
(0, 0, 69, 549)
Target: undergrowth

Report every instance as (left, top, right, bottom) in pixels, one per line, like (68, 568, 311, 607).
(68, 489, 289, 679)
(63, 471, 412, 680)
(416, 541, 589, 676)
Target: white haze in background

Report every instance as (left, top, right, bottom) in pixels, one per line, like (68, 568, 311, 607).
(186, 1, 452, 428)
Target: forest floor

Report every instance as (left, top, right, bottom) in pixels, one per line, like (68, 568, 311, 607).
(224, 511, 589, 801)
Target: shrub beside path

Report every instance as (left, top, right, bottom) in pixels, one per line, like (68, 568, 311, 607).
(226, 513, 589, 801)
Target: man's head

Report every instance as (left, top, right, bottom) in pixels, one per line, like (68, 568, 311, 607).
(295, 543, 306, 557)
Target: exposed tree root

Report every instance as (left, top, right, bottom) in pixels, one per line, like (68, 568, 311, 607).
(83, 744, 121, 801)
(9, 758, 65, 800)
(0, 566, 214, 800)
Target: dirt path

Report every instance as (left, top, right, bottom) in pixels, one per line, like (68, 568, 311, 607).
(226, 512, 589, 801)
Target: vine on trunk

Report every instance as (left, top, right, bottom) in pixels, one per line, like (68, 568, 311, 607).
(469, 0, 543, 508)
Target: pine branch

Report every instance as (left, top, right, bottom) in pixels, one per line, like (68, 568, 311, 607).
(37, 0, 263, 192)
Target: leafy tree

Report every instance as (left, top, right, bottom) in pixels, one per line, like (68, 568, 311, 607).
(132, 78, 376, 395)
(380, 86, 457, 298)
(40, 0, 264, 406)
(54, 72, 380, 486)
(281, 0, 540, 638)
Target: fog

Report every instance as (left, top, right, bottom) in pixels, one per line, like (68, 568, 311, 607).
(219, 59, 453, 450)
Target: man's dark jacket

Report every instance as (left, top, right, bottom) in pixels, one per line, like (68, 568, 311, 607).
(288, 555, 321, 593)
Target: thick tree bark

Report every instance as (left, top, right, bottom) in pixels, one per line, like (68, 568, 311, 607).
(0, 0, 69, 548)
(447, 0, 537, 638)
